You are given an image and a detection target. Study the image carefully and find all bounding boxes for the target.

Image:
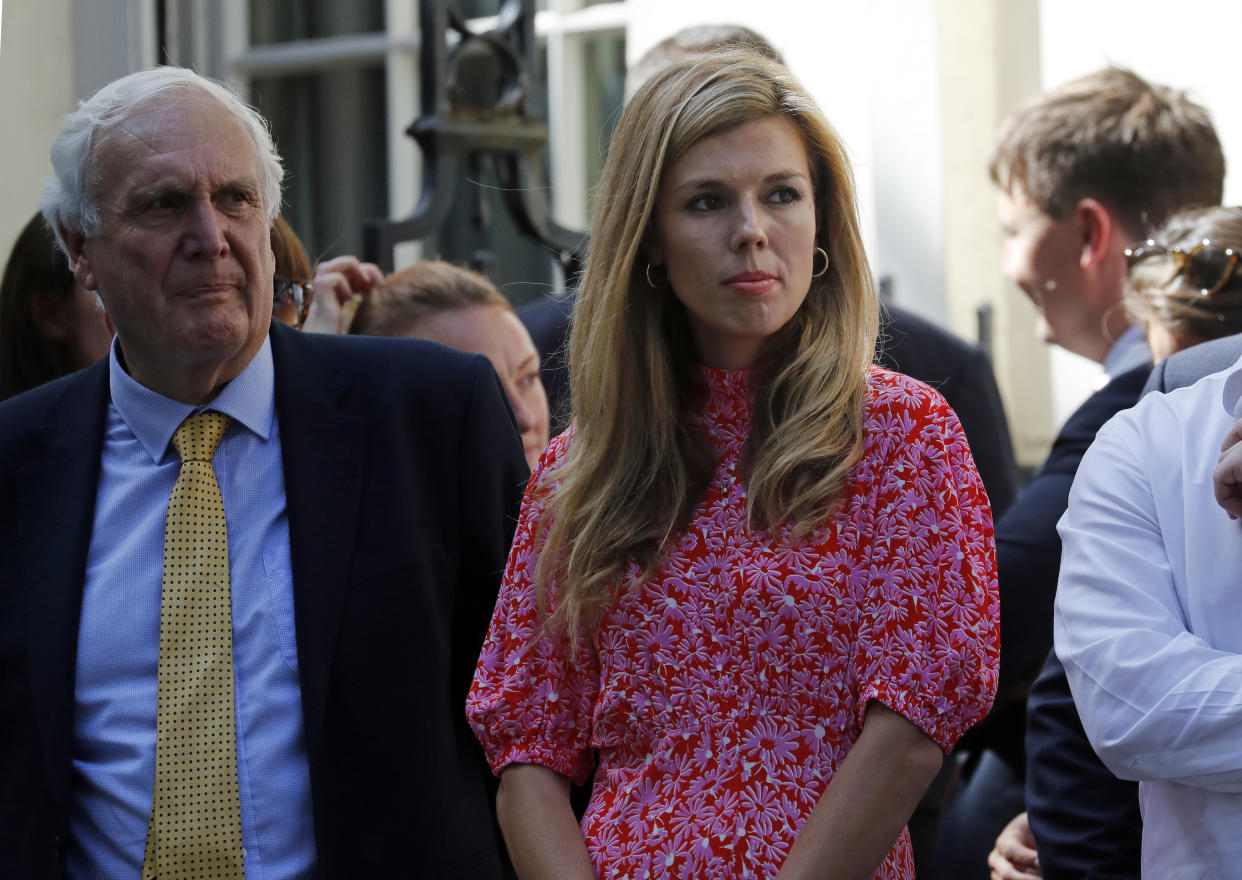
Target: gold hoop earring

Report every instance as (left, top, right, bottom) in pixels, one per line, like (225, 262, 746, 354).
(645, 262, 660, 289)
(811, 246, 830, 279)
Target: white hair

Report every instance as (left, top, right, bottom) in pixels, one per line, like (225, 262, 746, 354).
(40, 66, 284, 255)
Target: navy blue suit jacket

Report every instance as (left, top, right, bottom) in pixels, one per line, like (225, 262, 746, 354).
(998, 364, 1151, 692)
(0, 322, 527, 878)
(1018, 366, 1150, 880)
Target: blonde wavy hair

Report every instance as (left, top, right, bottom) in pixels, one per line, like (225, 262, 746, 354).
(537, 50, 878, 637)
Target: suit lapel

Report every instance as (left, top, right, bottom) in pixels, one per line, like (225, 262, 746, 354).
(270, 325, 365, 768)
(19, 362, 109, 809)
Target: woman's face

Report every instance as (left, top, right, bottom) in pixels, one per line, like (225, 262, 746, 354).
(650, 115, 818, 370)
(411, 304, 550, 470)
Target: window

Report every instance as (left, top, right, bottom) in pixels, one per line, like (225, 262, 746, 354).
(162, 0, 626, 304)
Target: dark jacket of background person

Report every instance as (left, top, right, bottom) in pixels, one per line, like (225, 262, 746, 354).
(520, 293, 1020, 517)
(0, 321, 527, 879)
(997, 363, 1151, 701)
(1024, 332, 1242, 879)
(933, 362, 1149, 880)
(875, 303, 1018, 517)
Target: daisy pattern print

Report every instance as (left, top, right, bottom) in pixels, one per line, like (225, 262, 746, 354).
(468, 366, 1000, 880)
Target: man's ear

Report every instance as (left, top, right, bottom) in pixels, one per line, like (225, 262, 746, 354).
(60, 226, 97, 292)
(1073, 198, 1118, 271)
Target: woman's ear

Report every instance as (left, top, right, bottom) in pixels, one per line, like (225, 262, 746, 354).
(644, 227, 664, 268)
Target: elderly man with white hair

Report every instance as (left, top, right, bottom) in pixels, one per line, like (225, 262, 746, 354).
(0, 67, 526, 878)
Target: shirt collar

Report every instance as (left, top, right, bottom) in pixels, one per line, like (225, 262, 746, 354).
(1102, 325, 1151, 379)
(108, 334, 276, 464)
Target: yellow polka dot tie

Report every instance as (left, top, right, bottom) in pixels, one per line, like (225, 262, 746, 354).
(142, 411, 246, 879)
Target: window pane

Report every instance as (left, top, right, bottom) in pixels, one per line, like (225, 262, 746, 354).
(424, 33, 557, 304)
(454, 0, 502, 20)
(250, 0, 384, 45)
(431, 159, 556, 307)
(584, 33, 626, 199)
(250, 67, 389, 262)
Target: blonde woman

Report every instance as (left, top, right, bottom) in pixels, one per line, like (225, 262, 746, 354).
(468, 51, 999, 880)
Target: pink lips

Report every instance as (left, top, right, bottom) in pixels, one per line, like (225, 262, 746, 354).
(724, 270, 778, 296)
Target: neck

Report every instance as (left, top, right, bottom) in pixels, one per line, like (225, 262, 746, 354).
(1097, 307, 1133, 365)
(117, 341, 256, 405)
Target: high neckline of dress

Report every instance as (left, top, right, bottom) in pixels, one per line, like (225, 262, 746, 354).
(693, 364, 753, 401)
(688, 364, 754, 451)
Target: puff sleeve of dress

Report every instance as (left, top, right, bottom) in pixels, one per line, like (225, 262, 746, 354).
(850, 371, 1000, 752)
(467, 430, 600, 785)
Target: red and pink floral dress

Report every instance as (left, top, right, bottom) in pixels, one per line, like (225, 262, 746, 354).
(468, 366, 999, 879)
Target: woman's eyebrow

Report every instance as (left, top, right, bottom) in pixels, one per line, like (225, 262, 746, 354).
(671, 169, 808, 194)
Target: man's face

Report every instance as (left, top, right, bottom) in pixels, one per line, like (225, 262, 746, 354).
(69, 89, 274, 399)
(996, 186, 1104, 360)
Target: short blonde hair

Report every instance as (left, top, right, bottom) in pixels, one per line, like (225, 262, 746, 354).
(538, 49, 878, 636)
(990, 67, 1223, 236)
(350, 260, 510, 338)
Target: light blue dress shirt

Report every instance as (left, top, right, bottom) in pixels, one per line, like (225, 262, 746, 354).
(67, 337, 316, 879)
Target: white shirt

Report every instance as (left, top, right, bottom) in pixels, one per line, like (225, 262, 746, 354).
(1055, 352, 1242, 879)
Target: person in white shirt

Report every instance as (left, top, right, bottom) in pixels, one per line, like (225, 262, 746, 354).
(1054, 206, 1242, 878)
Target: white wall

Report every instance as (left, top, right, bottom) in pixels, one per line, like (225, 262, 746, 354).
(0, 0, 153, 261)
(0, 0, 76, 259)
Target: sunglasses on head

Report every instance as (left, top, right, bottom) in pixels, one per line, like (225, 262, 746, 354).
(273, 279, 314, 328)
(1124, 239, 1242, 297)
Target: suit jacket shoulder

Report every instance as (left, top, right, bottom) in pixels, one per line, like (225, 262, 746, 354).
(876, 304, 1020, 517)
(1040, 363, 1150, 479)
(1144, 332, 1242, 395)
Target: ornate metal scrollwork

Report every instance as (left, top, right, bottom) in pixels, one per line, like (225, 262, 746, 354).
(363, 0, 587, 281)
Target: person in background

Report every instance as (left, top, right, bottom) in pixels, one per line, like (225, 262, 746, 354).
(267, 214, 383, 334)
(270, 215, 315, 328)
(520, 23, 1019, 527)
(0, 212, 114, 400)
(352, 259, 550, 471)
(0, 66, 525, 878)
(469, 49, 998, 880)
(1052, 205, 1242, 878)
(989, 210, 1242, 878)
(301, 252, 382, 334)
(954, 64, 1225, 880)
(1124, 207, 1242, 362)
